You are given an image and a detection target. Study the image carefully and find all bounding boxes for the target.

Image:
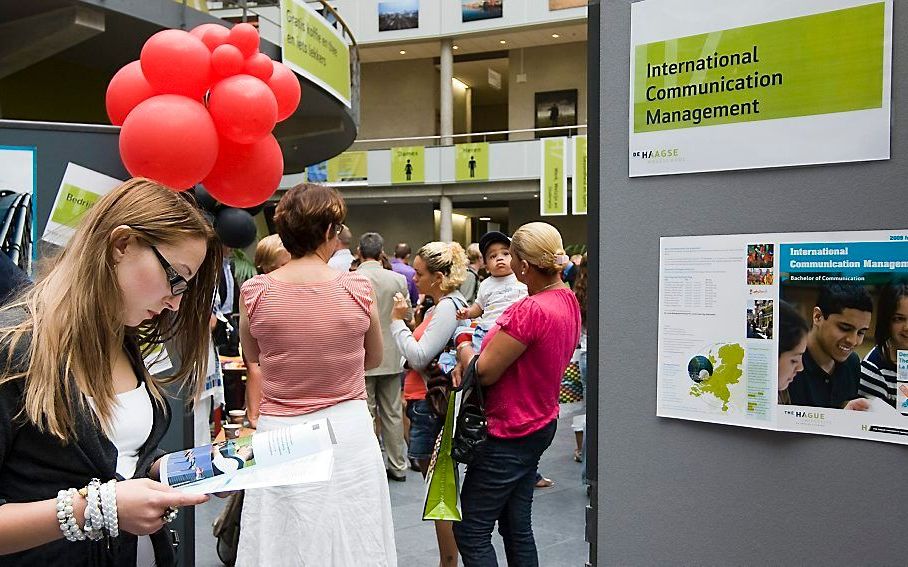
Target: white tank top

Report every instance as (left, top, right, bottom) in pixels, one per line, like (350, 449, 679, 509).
(89, 383, 156, 566)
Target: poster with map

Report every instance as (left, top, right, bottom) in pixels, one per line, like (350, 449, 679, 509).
(658, 229, 908, 446)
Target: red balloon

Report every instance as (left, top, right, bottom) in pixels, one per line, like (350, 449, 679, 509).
(267, 62, 301, 122)
(141, 30, 211, 100)
(211, 44, 244, 77)
(190, 23, 225, 41)
(228, 23, 259, 58)
(203, 134, 283, 208)
(119, 95, 219, 190)
(208, 75, 277, 144)
(201, 25, 230, 51)
(106, 61, 155, 126)
(243, 52, 274, 81)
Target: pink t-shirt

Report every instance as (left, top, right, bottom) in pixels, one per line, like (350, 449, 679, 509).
(241, 272, 373, 416)
(481, 287, 581, 439)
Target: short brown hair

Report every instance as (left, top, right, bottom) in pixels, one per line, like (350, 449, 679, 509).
(274, 183, 346, 257)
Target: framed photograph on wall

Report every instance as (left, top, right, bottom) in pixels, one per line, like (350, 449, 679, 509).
(378, 0, 419, 32)
(534, 89, 578, 137)
(462, 0, 503, 23)
(549, 0, 586, 10)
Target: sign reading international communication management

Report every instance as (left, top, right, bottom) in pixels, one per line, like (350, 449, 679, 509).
(282, 0, 351, 107)
(629, 0, 892, 176)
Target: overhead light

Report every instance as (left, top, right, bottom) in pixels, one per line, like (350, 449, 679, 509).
(482, 196, 488, 200)
(399, 50, 407, 55)
(551, 33, 560, 38)
(382, 199, 389, 203)
(452, 77, 470, 90)
(499, 40, 507, 44)
(453, 45, 459, 50)
(479, 216, 491, 221)
(533, 194, 538, 198)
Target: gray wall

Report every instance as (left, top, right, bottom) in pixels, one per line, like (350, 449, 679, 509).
(596, 1, 904, 565)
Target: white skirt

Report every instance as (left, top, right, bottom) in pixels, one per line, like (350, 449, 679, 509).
(236, 399, 398, 566)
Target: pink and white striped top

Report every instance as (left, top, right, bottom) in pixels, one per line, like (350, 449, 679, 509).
(241, 271, 374, 416)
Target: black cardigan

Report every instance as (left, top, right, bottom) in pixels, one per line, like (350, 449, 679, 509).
(0, 309, 176, 566)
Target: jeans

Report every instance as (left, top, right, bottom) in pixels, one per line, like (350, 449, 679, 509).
(453, 419, 557, 566)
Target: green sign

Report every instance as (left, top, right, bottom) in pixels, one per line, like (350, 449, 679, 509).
(455, 143, 488, 182)
(391, 146, 425, 184)
(541, 138, 566, 216)
(282, 0, 351, 107)
(327, 151, 367, 182)
(633, 2, 885, 132)
(573, 136, 587, 215)
(49, 184, 102, 228)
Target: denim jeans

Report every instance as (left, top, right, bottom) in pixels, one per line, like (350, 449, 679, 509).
(453, 419, 557, 566)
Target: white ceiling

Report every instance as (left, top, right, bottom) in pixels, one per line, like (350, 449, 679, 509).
(358, 21, 587, 63)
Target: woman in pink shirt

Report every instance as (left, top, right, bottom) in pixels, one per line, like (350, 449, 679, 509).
(452, 222, 581, 567)
(236, 184, 396, 565)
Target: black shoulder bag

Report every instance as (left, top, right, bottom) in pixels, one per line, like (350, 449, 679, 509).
(451, 355, 487, 465)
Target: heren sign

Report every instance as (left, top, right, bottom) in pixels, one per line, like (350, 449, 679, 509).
(629, 0, 891, 177)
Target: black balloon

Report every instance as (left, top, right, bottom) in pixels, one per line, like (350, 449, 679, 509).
(244, 203, 265, 216)
(193, 184, 222, 213)
(215, 208, 257, 249)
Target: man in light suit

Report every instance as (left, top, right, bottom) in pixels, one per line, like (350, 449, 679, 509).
(356, 232, 412, 481)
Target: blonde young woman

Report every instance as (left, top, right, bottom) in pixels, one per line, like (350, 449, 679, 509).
(451, 222, 581, 567)
(0, 179, 221, 566)
(389, 241, 468, 567)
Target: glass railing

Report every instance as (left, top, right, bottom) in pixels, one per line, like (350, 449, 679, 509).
(350, 124, 588, 151)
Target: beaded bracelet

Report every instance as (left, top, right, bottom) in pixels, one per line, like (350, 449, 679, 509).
(99, 479, 119, 538)
(55, 488, 86, 542)
(83, 479, 105, 542)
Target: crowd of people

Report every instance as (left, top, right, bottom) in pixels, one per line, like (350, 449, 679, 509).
(0, 179, 586, 566)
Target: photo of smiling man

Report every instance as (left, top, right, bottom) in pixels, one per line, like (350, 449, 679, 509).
(784, 284, 873, 410)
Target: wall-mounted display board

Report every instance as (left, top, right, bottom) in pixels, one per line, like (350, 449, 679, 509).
(630, 0, 892, 177)
(659, 229, 908, 446)
(283, 0, 352, 107)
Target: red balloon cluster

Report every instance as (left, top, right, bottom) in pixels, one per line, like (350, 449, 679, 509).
(107, 23, 302, 207)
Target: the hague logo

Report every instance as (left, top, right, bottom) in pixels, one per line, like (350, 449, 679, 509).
(632, 148, 680, 160)
(783, 409, 826, 420)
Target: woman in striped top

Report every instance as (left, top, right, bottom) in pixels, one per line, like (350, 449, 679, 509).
(860, 282, 908, 413)
(236, 184, 396, 566)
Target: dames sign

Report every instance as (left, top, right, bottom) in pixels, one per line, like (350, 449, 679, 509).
(629, 0, 891, 176)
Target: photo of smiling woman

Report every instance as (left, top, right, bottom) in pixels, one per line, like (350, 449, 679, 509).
(860, 282, 908, 413)
(777, 301, 809, 404)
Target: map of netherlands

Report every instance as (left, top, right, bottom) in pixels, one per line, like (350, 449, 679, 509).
(689, 343, 745, 411)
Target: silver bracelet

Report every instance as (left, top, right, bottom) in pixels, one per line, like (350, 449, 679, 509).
(99, 479, 119, 538)
(83, 479, 104, 541)
(55, 488, 86, 542)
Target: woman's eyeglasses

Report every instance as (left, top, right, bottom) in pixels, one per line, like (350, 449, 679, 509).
(149, 245, 189, 296)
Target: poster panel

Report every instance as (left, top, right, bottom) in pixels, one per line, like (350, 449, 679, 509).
(283, 0, 352, 107)
(0, 146, 37, 272)
(629, 0, 892, 176)
(327, 151, 368, 183)
(42, 163, 121, 247)
(454, 143, 488, 181)
(379, 0, 419, 31)
(390, 146, 425, 184)
(658, 229, 908, 446)
(540, 137, 567, 216)
(572, 135, 587, 215)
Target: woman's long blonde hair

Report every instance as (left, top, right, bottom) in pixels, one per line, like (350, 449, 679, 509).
(0, 178, 222, 441)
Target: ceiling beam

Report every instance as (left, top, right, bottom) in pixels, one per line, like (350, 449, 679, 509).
(0, 5, 105, 80)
